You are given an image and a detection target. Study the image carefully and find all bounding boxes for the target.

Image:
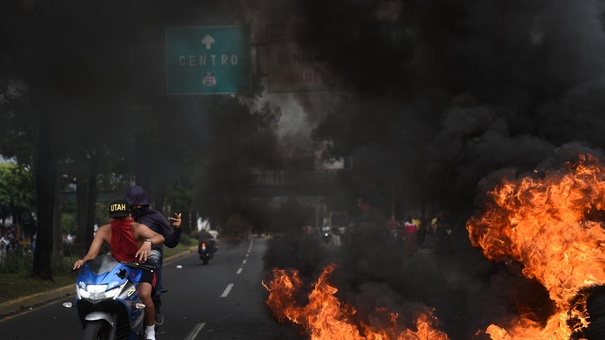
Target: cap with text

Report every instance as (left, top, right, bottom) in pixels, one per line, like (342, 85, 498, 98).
(109, 199, 130, 218)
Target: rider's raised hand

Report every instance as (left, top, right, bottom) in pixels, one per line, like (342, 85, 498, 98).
(170, 213, 182, 229)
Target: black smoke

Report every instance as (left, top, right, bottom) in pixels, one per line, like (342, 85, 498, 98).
(256, 1, 605, 339)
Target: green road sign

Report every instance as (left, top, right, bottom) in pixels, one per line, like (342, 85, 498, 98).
(165, 26, 251, 95)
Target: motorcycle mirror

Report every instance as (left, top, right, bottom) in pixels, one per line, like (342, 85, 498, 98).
(117, 269, 128, 279)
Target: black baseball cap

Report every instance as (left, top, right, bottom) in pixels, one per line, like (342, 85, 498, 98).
(109, 199, 130, 218)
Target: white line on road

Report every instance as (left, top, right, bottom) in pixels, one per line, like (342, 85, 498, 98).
(184, 322, 205, 340)
(236, 238, 255, 275)
(247, 238, 254, 252)
(221, 283, 234, 297)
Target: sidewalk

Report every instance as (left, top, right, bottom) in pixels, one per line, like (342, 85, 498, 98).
(0, 247, 196, 319)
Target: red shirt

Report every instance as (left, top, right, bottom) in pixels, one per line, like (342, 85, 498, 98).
(110, 219, 138, 262)
(404, 221, 417, 233)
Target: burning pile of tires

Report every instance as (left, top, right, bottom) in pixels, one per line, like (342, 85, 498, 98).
(569, 285, 605, 339)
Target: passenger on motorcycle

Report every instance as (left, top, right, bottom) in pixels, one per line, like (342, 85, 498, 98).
(73, 199, 165, 340)
(125, 185, 182, 325)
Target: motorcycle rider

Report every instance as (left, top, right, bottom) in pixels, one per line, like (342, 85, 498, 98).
(125, 185, 182, 325)
(197, 227, 216, 258)
(73, 199, 164, 340)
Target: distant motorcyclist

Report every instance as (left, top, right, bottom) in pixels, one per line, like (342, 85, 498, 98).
(197, 228, 216, 257)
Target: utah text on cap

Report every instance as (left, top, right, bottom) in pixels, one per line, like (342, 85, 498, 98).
(110, 203, 127, 212)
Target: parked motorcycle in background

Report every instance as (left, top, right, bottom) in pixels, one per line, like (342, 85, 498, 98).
(66, 254, 155, 339)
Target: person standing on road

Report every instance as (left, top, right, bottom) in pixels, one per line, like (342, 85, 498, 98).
(404, 216, 418, 255)
(73, 199, 165, 340)
(125, 185, 182, 325)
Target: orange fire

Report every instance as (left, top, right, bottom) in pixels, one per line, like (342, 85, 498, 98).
(263, 263, 449, 340)
(467, 153, 605, 339)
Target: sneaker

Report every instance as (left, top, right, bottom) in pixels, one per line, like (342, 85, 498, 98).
(154, 304, 164, 326)
(155, 313, 164, 325)
(145, 329, 156, 340)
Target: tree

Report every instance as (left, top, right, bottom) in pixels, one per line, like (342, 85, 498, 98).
(0, 163, 36, 227)
(0, 1, 139, 279)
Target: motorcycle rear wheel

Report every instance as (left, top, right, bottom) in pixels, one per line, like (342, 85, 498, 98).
(83, 320, 110, 340)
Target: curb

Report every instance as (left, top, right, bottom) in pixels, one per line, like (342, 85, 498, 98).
(0, 247, 197, 319)
(0, 284, 74, 317)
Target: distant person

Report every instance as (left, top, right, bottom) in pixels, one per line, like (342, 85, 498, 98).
(7, 231, 20, 252)
(0, 234, 8, 259)
(73, 199, 165, 340)
(197, 228, 216, 257)
(125, 185, 182, 325)
(412, 215, 424, 247)
(0, 234, 9, 248)
(332, 225, 342, 246)
(403, 216, 418, 255)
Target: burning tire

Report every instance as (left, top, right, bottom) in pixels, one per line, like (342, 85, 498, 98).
(569, 286, 605, 340)
(587, 290, 605, 317)
(584, 317, 605, 339)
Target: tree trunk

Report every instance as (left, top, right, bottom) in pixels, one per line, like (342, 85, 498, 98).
(76, 175, 88, 246)
(155, 182, 166, 216)
(33, 114, 56, 281)
(134, 139, 153, 191)
(85, 173, 99, 248)
(53, 175, 63, 258)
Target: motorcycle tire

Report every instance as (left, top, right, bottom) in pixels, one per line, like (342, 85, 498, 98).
(203, 257, 209, 265)
(82, 320, 110, 340)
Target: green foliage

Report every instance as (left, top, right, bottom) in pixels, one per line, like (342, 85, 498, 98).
(161, 239, 194, 259)
(0, 163, 35, 221)
(0, 251, 72, 276)
(177, 233, 194, 247)
(61, 209, 77, 235)
(0, 251, 32, 274)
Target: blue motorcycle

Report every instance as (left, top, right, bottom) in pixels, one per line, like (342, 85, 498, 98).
(71, 254, 155, 340)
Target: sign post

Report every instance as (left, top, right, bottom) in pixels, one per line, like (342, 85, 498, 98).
(265, 25, 336, 93)
(165, 26, 251, 95)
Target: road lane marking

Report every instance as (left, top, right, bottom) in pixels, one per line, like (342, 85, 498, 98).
(184, 322, 205, 340)
(221, 283, 234, 297)
(236, 238, 255, 275)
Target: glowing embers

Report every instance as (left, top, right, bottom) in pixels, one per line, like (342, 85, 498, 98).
(467, 153, 605, 339)
(263, 263, 448, 340)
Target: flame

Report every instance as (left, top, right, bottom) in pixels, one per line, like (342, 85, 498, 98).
(467, 153, 605, 339)
(263, 263, 449, 340)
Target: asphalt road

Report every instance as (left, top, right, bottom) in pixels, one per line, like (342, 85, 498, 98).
(0, 237, 305, 340)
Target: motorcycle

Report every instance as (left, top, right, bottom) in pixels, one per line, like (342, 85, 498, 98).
(68, 253, 156, 340)
(321, 226, 332, 244)
(198, 240, 214, 265)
